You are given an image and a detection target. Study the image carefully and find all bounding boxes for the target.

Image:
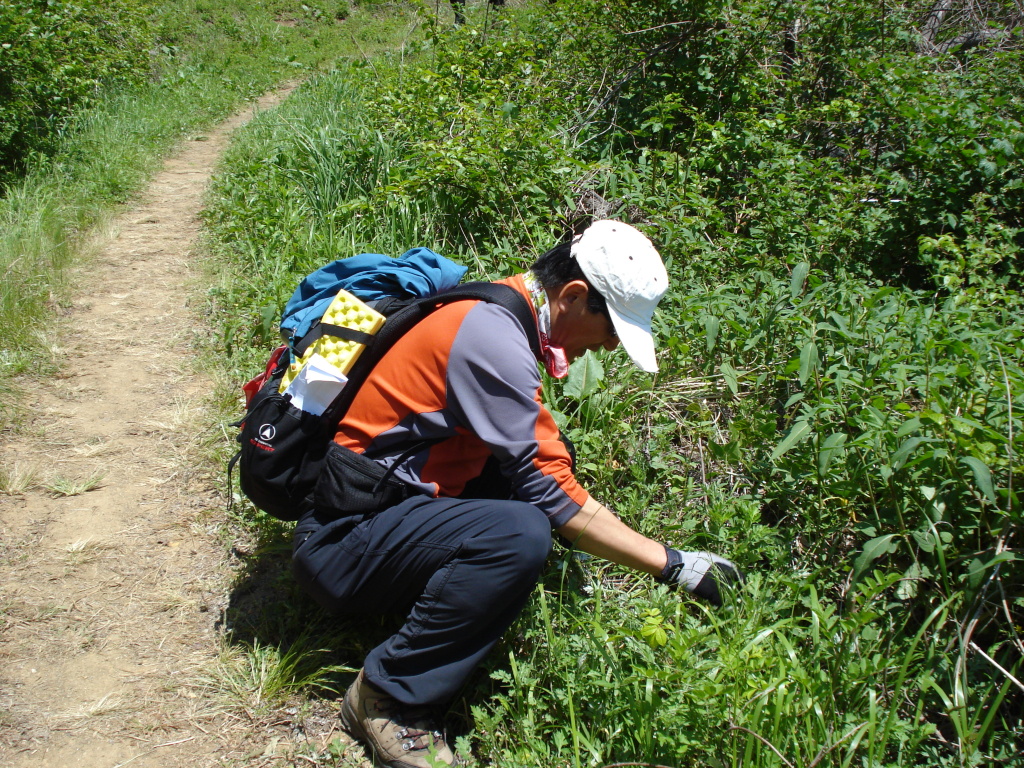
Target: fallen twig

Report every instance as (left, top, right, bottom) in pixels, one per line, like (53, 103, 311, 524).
(969, 641, 1024, 693)
(727, 724, 795, 768)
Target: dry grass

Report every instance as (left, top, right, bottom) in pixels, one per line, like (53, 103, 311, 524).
(55, 691, 132, 725)
(72, 439, 116, 458)
(42, 471, 106, 497)
(63, 537, 117, 567)
(0, 461, 41, 495)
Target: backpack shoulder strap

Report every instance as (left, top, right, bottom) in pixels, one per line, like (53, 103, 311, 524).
(436, 282, 542, 359)
(322, 281, 539, 425)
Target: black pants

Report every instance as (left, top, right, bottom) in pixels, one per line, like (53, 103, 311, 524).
(292, 495, 552, 706)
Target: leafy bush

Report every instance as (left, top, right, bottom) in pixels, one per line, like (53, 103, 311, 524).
(0, 0, 154, 188)
(678, 264, 1022, 606)
(545, 1, 1024, 291)
(354, 18, 588, 253)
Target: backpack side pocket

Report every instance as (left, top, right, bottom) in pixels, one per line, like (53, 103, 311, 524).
(315, 442, 412, 517)
(237, 387, 329, 521)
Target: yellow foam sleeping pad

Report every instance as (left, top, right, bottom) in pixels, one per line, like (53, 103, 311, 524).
(279, 289, 386, 392)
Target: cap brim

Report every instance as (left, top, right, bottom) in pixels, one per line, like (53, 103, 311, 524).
(608, 305, 658, 373)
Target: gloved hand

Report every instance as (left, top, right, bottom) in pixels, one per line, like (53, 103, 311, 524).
(656, 546, 743, 606)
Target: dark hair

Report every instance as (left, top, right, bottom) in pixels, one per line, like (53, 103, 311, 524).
(530, 241, 609, 316)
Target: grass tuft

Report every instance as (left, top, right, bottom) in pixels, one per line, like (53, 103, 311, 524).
(43, 472, 106, 497)
(63, 537, 116, 568)
(0, 461, 41, 495)
(194, 637, 354, 721)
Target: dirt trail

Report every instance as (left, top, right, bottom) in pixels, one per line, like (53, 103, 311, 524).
(0, 86, 312, 768)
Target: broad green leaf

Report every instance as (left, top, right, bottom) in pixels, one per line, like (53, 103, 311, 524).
(911, 529, 936, 553)
(961, 456, 997, 503)
(720, 361, 739, 396)
(798, 341, 818, 386)
(967, 553, 1017, 592)
(864, 286, 897, 308)
(704, 315, 720, 352)
(564, 352, 604, 400)
(896, 417, 922, 439)
(790, 262, 810, 298)
(641, 623, 668, 647)
(771, 419, 812, 461)
(852, 534, 898, 583)
(968, 557, 987, 590)
(817, 432, 847, 474)
(854, 523, 878, 538)
(897, 562, 923, 600)
(260, 303, 278, 341)
(890, 437, 925, 471)
(709, 440, 742, 463)
(784, 392, 805, 408)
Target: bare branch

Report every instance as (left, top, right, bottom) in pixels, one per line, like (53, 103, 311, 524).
(921, 0, 955, 49)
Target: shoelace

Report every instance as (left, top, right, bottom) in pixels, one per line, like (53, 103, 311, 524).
(373, 700, 447, 753)
(396, 725, 443, 752)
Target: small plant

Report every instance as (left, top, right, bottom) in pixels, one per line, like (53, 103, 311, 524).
(0, 461, 40, 494)
(63, 538, 115, 568)
(194, 637, 352, 720)
(43, 472, 106, 497)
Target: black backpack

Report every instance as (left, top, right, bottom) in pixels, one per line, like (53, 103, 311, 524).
(230, 282, 540, 521)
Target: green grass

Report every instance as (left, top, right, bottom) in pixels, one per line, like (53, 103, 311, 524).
(43, 472, 106, 497)
(195, 636, 355, 719)
(0, 460, 41, 495)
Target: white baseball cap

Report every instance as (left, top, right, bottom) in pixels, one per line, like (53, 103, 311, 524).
(572, 220, 669, 373)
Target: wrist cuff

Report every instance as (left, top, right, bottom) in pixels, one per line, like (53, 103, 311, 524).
(656, 545, 683, 585)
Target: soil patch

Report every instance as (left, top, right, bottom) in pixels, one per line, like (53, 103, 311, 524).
(0, 85, 362, 768)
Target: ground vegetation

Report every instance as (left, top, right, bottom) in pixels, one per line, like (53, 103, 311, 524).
(203, 2, 1024, 766)
(3, 0, 1019, 765)
(0, 0, 411, 429)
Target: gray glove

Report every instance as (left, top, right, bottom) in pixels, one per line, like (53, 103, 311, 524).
(657, 546, 743, 606)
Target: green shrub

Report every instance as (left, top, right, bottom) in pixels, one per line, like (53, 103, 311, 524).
(549, 2, 1024, 291)
(0, 0, 154, 188)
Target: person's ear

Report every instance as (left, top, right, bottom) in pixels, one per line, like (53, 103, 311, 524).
(558, 280, 589, 307)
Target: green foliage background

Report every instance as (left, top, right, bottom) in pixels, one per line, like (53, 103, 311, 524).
(0, 0, 154, 188)
(0, 0, 362, 190)
(0, 0, 411, 427)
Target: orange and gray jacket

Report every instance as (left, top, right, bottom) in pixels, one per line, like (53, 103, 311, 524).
(333, 275, 589, 527)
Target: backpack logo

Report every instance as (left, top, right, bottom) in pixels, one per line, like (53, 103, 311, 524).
(258, 424, 276, 441)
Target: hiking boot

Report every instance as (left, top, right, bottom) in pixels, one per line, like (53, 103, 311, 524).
(341, 671, 463, 768)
